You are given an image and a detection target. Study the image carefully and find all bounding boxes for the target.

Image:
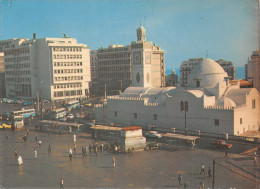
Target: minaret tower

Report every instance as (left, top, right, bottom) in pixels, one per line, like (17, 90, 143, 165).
(136, 23, 146, 42)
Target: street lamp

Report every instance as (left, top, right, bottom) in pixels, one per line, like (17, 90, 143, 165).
(181, 101, 188, 135)
(118, 80, 122, 93)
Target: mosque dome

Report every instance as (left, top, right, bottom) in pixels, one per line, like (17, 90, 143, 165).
(187, 58, 228, 88)
(216, 96, 236, 107)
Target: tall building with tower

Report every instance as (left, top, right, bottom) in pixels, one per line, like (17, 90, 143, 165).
(0, 35, 91, 101)
(90, 24, 165, 96)
(131, 25, 165, 88)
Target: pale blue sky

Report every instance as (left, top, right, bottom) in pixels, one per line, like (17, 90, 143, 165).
(0, 0, 259, 70)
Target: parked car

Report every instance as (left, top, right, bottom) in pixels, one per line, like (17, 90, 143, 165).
(58, 117, 67, 122)
(85, 103, 92, 107)
(212, 140, 232, 149)
(0, 122, 12, 129)
(143, 131, 162, 139)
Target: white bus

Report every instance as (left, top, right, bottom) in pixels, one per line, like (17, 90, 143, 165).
(50, 108, 67, 119)
(10, 108, 36, 119)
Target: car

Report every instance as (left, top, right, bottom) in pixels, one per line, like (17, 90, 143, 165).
(58, 117, 67, 122)
(143, 131, 162, 139)
(0, 122, 12, 129)
(67, 114, 74, 119)
(85, 103, 92, 107)
(212, 140, 232, 149)
(145, 142, 159, 150)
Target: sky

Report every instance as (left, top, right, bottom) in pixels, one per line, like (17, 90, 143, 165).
(0, 0, 259, 70)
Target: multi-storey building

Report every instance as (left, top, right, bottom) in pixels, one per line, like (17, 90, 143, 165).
(245, 57, 254, 83)
(216, 59, 235, 80)
(90, 25, 165, 96)
(180, 58, 235, 86)
(0, 52, 5, 97)
(251, 49, 260, 92)
(0, 36, 91, 101)
(165, 69, 178, 87)
(89, 50, 99, 95)
(180, 58, 203, 86)
(95, 45, 131, 95)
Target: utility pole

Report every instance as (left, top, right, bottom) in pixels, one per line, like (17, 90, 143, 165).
(104, 84, 107, 99)
(213, 159, 216, 189)
(118, 80, 122, 93)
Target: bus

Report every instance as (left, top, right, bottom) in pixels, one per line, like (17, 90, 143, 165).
(64, 100, 80, 110)
(10, 108, 36, 119)
(50, 108, 67, 119)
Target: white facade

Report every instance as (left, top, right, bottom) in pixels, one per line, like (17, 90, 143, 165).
(95, 59, 260, 136)
(0, 37, 91, 101)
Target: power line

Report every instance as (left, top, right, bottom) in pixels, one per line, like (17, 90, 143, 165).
(214, 161, 260, 184)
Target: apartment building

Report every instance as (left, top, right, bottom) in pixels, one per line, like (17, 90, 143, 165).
(0, 52, 5, 97)
(0, 36, 91, 101)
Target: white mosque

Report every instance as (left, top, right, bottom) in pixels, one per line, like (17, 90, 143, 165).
(94, 58, 259, 136)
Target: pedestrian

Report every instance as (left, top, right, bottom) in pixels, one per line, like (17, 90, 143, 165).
(73, 143, 77, 154)
(35, 133, 38, 141)
(113, 156, 116, 168)
(48, 144, 52, 154)
(14, 149, 18, 158)
(89, 144, 92, 153)
(73, 134, 76, 143)
(69, 148, 72, 161)
(6, 134, 9, 140)
(95, 146, 98, 156)
(100, 143, 104, 152)
(178, 174, 182, 185)
(184, 180, 188, 189)
(200, 180, 205, 188)
(82, 146, 86, 157)
(59, 177, 64, 189)
(85, 145, 88, 155)
(38, 140, 42, 147)
(23, 135, 27, 142)
(47, 129, 50, 137)
(34, 149, 37, 159)
(26, 129, 29, 135)
(225, 148, 228, 158)
(200, 164, 205, 175)
(208, 167, 212, 177)
(17, 156, 23, 165)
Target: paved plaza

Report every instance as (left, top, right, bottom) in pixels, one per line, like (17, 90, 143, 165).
(0, 129, 259, 188)
(0, 103, 259, 188)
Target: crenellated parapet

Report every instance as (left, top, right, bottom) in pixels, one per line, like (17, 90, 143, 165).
(204, 106, 234, 110)
(107, 96, 144, 101)
(144, 102, 159, 106)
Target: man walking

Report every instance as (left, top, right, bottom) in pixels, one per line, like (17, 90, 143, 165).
(178, 174, 182, 185)
(69, 148, 72, 161)
(48, 144, 52, 154)
(208, 167, 212, 177)
(200, 164, 205, 175)
(34, 149, 37, 159)
(59, 177, 64, 189)
(113, 156, 116, 168)
(225, 148, 228, 158)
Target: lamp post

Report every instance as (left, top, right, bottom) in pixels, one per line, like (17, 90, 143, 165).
(118, 80, 122, 93)
(181, 101, 188, 135)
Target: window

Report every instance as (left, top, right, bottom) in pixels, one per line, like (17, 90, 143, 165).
(240, 118, 243, 124)
(134, 113, 137, 119)
(252, 99, 256, 109)
(215, 119, 219, 126)
(154, 114, 157, 120)
(115, 111, 117, 117)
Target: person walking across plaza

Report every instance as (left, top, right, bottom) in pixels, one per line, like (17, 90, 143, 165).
(225, 148, 228, 158)
(69, 148, 73, 161)
(208, 167, 212, 177)
(59, 177, 64, 189)
(34, 149, 37, 159)
(73, 134, 76, 143)
(184, 180, 188, 189)
(178, 174, 182, 185)
(200, 164, 205, 175)
(113, 156, 116, 168)
(14, 149, 18, 158)
(35, 133, 38, 141)
(73, 143, 77, 154)
(48, 144, 52, 154)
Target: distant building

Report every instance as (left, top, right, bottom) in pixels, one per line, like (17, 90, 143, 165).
(90, 24, 165, 96)
(165, 69, 178, 87)
(89, 50, 99, 96)
(251, 49, 260, 92)
(95, 58, 259, 136)
(0, 52, 5, 97)
(216, 59, 235, 80)
(180, 58, 235, 86)
(0, 36, 91, 101)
